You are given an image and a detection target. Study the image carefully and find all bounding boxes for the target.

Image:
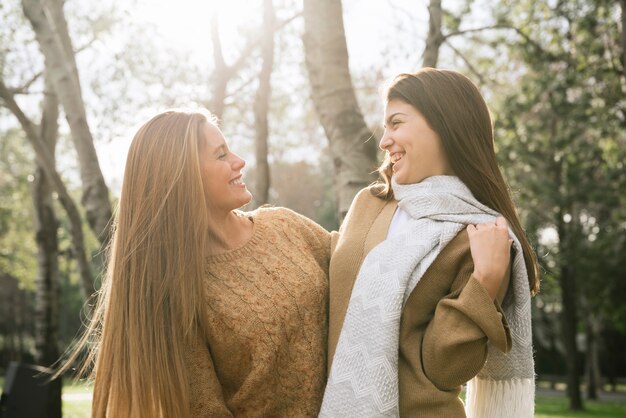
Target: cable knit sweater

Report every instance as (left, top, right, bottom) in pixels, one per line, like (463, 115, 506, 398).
(185, 207, 330, 417)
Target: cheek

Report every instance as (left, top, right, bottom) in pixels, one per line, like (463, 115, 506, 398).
(200, 166, 222, 195)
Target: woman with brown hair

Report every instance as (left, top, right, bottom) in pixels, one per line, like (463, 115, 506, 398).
(321, 68, 538, 417)
(66, 109, 331, 417)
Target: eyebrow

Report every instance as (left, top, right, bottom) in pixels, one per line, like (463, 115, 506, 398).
(384, 112, 407, 126)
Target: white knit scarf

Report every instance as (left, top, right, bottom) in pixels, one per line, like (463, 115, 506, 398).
(320, 176, 534, 417)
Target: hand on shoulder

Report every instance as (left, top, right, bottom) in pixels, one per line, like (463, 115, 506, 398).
(466, 216, 512, 300)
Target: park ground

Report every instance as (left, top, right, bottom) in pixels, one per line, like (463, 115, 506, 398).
(2, 378, 626, 417)
(61, 381, 626, 418)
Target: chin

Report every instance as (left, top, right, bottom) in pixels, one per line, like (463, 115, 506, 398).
(238, 191, 253, 207)
(393, 172, 424, 185)
(393, 173, 410, 185)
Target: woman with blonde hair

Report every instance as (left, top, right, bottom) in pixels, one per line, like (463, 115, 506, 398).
(321, 68, 538, 417)
(67, 109, 331, 417)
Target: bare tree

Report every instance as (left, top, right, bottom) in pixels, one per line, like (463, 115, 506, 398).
(209, 7, 300, 120)
(302, 0, 378, 220)
(422, 0, 443, 67)
(209, 11, 236, 120)
(585, 313, 602, 400)
(31, 73, 62, 418)
(0, 80, 96, 301)
(252, 0, 276, 206)
(621, 1, 626, 78)
(22, 0, 113, 245)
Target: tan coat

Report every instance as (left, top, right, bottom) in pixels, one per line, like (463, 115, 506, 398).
(328, 187, 511, 417)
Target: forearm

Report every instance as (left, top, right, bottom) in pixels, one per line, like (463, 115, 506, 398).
(422, 276, 510, 390)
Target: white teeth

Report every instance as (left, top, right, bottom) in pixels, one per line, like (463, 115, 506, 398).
(390, 153, 404, 164)
(230, 178, 243, 185)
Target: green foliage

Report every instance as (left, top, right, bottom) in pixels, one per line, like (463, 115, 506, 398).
(0, 127, 37, 289)
(0, 127, 99, 351)
(492, 0, 626, 329)
(442, 0, 474, 34)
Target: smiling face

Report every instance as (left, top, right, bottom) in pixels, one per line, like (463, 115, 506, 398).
(199, 122, 252, 213)
(379, 99, 452, 184)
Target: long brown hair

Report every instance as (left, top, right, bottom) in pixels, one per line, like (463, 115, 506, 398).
(63, 109, 216, 417)
(376, 68, 539, 295)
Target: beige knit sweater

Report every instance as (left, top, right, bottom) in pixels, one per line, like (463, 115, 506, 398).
(328, 186, 512, 417)
(186, 207, 330, 417)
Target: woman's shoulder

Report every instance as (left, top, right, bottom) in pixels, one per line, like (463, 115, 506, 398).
(247, 206, 328, 235)
(247, 205, 307, 223)
(349, 184, 390, 211)
(340, 185, 393, 228)
(357, 183, 388, 201)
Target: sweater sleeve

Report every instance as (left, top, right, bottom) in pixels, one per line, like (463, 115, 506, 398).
(186, 336, 234, 417)
(282, 208, 331, 274)
(421, 249, 512, 391)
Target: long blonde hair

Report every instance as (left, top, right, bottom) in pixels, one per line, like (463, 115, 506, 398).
(66, 109, 215, 417)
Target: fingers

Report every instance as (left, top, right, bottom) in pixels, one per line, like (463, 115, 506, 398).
(468, 216, 510, 235)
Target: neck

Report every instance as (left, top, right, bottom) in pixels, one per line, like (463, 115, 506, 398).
(207, 210, 253, 255)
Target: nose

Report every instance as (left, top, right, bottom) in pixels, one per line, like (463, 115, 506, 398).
(231, 152, 245, 170)
(379, 130, 393, 151)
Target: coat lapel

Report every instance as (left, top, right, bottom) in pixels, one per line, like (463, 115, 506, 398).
(327, 193, 397, 368)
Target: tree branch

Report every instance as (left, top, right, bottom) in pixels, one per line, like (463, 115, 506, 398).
(443, 23, 561, 62)
(444, 40, 488, 86)
(9, 71, 43, 95)
(211, 11, 227, 72)
(229, 11, 301, 73)
(224, 75, 257, 103)
(443, 23, 509, 41)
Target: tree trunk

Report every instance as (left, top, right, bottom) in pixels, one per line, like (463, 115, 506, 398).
(422, 0, 443, 67)
(210, 12, 229, 120)
(619, 0, 626, 79)
(32, 73, 62, 418)
(585, 315, 602, 400)
(252, 0, 275, 207)
(302, 0, 378, 221)
(3, 274, 19, 360)
(557, 212, 584, 410)
(22, 0, 112, 245)
(208, 7, 298, 120)
(0, 80, 96, 300)
(17, 291, 25, 359)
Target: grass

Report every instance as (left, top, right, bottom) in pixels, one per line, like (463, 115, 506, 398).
(62, 380, 92, 418)
(53, 391, 626, 418)
(535, 396, 626, 417)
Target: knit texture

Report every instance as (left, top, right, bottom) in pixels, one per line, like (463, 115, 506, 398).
(186, 207, 330, 417)
(320, 176, 534, 417)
